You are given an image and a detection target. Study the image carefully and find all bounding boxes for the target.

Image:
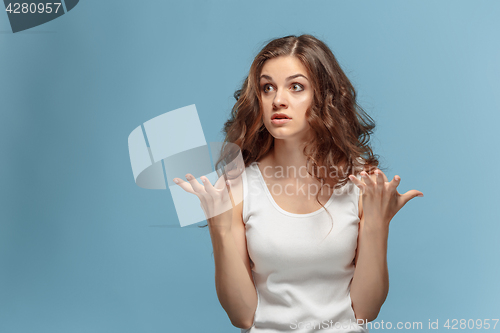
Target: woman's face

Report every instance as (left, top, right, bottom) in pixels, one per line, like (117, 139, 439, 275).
(259, 56, 314, 141)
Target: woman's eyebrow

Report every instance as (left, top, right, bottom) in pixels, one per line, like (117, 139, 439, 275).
(260, 74, 309, 82)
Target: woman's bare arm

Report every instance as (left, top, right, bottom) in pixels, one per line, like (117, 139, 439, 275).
(209, 199, 258, 329)
(350, 173, 390, 323)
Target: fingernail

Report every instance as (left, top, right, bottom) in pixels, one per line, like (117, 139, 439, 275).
(417, 193, 424, 197)
(226, 180, 230, 186)
(174, 178, 179, 183)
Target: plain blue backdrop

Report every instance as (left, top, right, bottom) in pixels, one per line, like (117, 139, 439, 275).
(1, 1, 499, 332)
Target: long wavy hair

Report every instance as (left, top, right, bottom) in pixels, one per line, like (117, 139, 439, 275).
(206, 34, 383, 234)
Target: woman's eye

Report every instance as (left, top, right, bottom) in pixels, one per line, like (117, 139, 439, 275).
(291, 83, 304, 92)
(263, 84, 274, 93)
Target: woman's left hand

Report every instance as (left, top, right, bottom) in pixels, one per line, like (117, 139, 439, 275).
(349, 169, 424, 228)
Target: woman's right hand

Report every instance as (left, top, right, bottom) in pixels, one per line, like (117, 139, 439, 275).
(173, 173, 234, 231)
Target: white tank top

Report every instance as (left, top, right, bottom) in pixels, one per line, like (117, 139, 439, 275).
(241, 161, 369, 333)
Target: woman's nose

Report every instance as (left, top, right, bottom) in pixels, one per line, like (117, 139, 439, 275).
(273, 90, 288, 108)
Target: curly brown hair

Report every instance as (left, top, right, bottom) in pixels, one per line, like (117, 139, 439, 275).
(209, 34, 383, 233)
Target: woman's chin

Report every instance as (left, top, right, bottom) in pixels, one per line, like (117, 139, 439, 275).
(267, 129, 292, 139)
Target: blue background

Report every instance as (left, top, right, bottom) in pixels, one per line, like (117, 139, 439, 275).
(1, 1, 499, 332)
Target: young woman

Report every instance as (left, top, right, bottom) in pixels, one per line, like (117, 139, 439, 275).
(173, 34, 423, 332)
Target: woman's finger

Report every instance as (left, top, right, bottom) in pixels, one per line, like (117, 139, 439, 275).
(185, 174, 206, 194)
(398, 189, 424, 208)
(349, 174, 367, 194)
(360, 171, 374, 187)
(201, 176, 219, 197)
(389, 175, 401, 191)
(374, 170, 384, 192)
(377, 169, 389, 182)
(201, 175, 232, 205)
(173, 178, 196, 194)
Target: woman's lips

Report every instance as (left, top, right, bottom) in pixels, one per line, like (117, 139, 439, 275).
(271, 118, 291, 125)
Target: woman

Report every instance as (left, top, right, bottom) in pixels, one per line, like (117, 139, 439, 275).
(173, 34, 423, 332)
